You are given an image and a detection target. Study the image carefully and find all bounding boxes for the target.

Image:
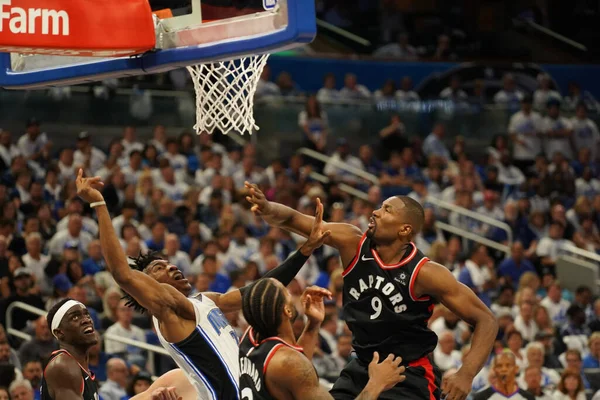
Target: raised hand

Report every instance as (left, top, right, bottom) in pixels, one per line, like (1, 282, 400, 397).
(301, 286, 333, 325)
(75, 169, 105, 204)
(300, 198, 332, 255)
(368, 352, 406, 392)
(441, 369, 472, 400)
(245, 181, 271, 216)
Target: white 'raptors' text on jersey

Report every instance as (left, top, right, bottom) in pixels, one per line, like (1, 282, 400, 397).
(153, 294, 240, 400)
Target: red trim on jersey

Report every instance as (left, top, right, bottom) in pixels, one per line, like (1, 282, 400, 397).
(248, 327, 259, 347)
(409, 356, 437, 400)
(240, 327, 251, 345)
(372, 242, 418, 270)
(342, 232, 368, 277)
(408, 257, 431, 302)
(263, 343, 286, 376)
(247, 328, 304, 352)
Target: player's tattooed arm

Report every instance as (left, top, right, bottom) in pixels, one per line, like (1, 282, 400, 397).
(245, 182, 362, 263)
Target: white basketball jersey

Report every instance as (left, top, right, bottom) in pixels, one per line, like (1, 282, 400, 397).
(153, 295, 240, 400)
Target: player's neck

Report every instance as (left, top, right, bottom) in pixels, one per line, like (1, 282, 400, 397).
(61, 343, 90, 370)
(373, 240, 411, 264)
(276, 324, 297, 345)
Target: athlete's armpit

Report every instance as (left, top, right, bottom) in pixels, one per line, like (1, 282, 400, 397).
(44, 354, 86, 400)
(266, 347, 334, 400)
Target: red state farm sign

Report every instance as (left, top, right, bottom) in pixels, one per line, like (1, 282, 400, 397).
(0, 0, 155, 56)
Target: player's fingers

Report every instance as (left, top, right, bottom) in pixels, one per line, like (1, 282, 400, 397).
(397, 365, 405, 374)
(397, 374, 406, 383)
(318, 230, 332, 241)
(384, 353, 395, 363)
(314, 198, 323, 224)
(392, 356, 402, 367)
(77, 168, 83, 181)
(372, 351, 379, 364)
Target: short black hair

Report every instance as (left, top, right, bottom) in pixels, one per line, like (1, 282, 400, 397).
(122, 252, 164, 313)
(575, 286, 591, 295)
(47, 298, 74, 334)
(395, 196, 425, 236)
(241, 279, 286, 341)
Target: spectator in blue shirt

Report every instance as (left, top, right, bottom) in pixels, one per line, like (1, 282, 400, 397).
(145, 221, 166, 252)
(202, 255, 231, 294)
(497, 242, 536, 288)
(583, 333, 600, 368)
(82, 240, 106, 275)
(423, 123, 450, 162)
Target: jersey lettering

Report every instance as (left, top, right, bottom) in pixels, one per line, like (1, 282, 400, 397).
(240, 356, 262, 391)
(207, 308, 230, 335)
(347, 273, 408, 315)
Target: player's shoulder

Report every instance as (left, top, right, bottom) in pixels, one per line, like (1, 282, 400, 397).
(45, 352, 81, 382)
(266, 345, 314, 385)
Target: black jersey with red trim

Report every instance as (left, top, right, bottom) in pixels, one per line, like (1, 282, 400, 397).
(41, 349, 98, 400)
(239, 327, 304, 400)
(342, 233, 438, 364)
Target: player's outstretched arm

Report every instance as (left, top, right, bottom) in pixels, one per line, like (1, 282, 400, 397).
(297, 286, 332, 361)
(245, 182, 362, 261)
(76, 170, 193, 320)
(267, 349, 405, 400)
(203, 201, 332, 314)
(415, 262, 498, 400)
(44, 354, 87, 400)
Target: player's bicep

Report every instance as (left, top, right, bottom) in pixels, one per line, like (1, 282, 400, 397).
(417, 262, 492, 327)
(201, 291, 242, 314)
(267, 349, 333, 400)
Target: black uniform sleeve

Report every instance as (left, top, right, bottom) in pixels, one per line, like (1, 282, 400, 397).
(239, 250, 309, 297)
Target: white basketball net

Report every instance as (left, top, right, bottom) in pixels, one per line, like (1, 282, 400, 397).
(187, 54, 269, 135)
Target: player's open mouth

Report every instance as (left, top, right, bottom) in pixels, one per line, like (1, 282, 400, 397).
(83, 326, 94, 335)
(368, 217, 375, 229)
(173, 272, 184, 281)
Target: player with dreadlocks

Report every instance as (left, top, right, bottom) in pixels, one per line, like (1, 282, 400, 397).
(239, 278, 407, 399)
(75, 170, 331, 400)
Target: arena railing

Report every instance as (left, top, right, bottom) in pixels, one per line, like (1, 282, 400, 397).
(5, 301, 169, 376)
(425, 195, 514, 244)
(434, 221, 510, 257)
(296, 147, 380, 185)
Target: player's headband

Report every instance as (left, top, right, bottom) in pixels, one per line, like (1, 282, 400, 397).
(51, 300, 84, 338)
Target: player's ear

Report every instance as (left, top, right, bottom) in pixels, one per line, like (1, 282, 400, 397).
(53, 329, 63, 341)
(398, 224, 412, 238)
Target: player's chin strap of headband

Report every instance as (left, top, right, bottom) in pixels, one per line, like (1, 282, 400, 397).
(51, 300, 84, 339)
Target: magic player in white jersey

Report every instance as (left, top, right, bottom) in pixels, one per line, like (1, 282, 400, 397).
(75, 171, 331, 399)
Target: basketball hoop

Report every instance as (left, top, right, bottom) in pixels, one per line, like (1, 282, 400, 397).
(186, 54, 269, 135)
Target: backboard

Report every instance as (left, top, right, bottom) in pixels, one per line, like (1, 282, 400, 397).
(0, 0, 315, 89)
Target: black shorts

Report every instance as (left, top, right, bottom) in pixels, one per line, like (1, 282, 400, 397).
(330, 356, 442, 400)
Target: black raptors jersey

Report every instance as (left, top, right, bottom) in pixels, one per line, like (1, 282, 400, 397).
(239, 327, 304, 400)
(342, 233, 438, 364)
(41, 350, 98, 400)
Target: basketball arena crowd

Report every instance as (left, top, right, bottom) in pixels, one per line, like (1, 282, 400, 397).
(0, 74, 600, 400)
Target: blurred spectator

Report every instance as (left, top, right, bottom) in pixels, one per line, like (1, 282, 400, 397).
(540, 281, 570, 326)
(99, 357, 129, 400)
(47, 214, 94, 256)
(157, 161, 188, 201)
(121, 126, 143, 157)
(430, 305, 470, 347)
(518, 342, 560, 389)
(18, 316, 57, 366)
(339, 74, 370, 100)
(0, 130, 19, 170)
(378, 115, 408, 162)
(22, 233, 51, 291)
(533, 74, 562, 110)
(575, 167, 600, 199)
(497, 242, 536, 287)
(515, 302, 539, 342)
(126, 371, 153, 399)
(373, 80, 396, 101)
(395, 76, 420, 102)
(509, 95, 543, 171)
(497, 153, 526, 187)
(121, 151, 144, 185)
(0, 268, 44, 330)
(541, 99, 574, 160)
(8, 380, 33, 400)
(164, 233, 191, 275)
(583, 333, 600, 368)
(201, 256, 230, 294)
(536, 221, 573, 271)
(494, 74, 524, 108)
(473, 352, 528, 400)
(104, 300, 147, 367)
(434, 331, 462, 372)
(149, 125, 167, 154)
(255, 65, 280, 98)
(552, 368, 586, 400)
(440, 76, 468, 101)
(561, 305, 591, 341)
(564, 82, 584, 110)
(316, 73, 339, 103)
(373, 32, 417, 60)
(323, 139, 364, 185)
(299, 95, 328, 154)
(571, 103, 600, 161)
(21, 359, 42, 399)
(523, 366, 553, 400)
(100, 287, 122, 330)
(432, 34, 457, 61)
(423, 124, 450, 162)
(17, 119, 48, 164)
(563, 349, 591, 390)
(276, 72, 302, 97)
